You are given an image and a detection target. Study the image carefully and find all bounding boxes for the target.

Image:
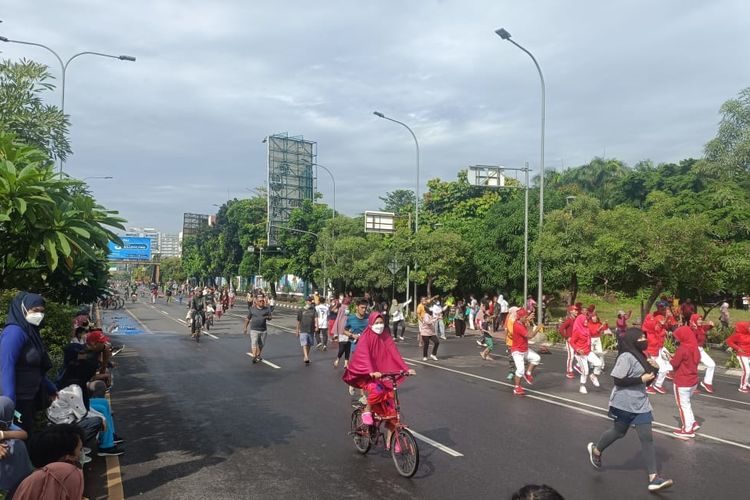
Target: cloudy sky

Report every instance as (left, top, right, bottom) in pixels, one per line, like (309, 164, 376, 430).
(2, 1, 749, 233)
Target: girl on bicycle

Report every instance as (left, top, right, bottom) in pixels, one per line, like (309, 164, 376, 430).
(343, 312, 415, 449)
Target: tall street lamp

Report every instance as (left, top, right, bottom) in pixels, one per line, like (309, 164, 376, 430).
(495, 28, 546, 326)
(374, 111, 420, 315)
(0, 36, 135, 174)
(82, 176, 114, 182)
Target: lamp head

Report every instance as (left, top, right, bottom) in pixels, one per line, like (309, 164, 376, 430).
(119, 55, 136, 62)
(373, 111, 385, 118)
(495, 28, 512, 40)
(0, 36, 9, 42)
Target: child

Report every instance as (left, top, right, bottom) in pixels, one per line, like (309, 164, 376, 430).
(479, 309, 494, 360)
(669, 324, 701, 439)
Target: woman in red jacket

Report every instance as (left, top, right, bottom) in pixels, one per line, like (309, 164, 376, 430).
(559, 306, 578, 379)
(642, 313, 671, 395)
(571, 314, 604, 394)
(669, 325, 701, 439)
(726, 322, 750, 394)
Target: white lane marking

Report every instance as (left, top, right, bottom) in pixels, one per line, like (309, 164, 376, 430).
(409, 430, 464, 457)
(245, 353, 281, 369)
(123, 308, 154, 334)
(696, 392, 750, 407)
(203, 331, 219, 340)
(160, 310, 169, 315)
(405, 358, 750, 452)
(142, 305, 219, 341)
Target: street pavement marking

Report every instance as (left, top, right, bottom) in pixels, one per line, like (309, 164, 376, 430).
(405, 357, 750, 452)
(160, 310, 169, 315)
(143, 304, 219, 341)
(696, 392, 750, 407)
(123, 307, 153, 334)
(104, 394, 125, 499)
(409, 430, 464, 457)
(246, 353, 281, 369)
(203, 331, 219, 340)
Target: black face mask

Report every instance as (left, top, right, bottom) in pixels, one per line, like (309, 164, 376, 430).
(635, 340, 648, 351)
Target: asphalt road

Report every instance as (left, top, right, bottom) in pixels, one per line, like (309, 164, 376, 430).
(104, 300, 750, 499)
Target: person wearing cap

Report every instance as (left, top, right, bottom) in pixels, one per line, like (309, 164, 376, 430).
(511, 308, 540, 395)
(726, 322, 750, 393)
(296, 296, 317, 364)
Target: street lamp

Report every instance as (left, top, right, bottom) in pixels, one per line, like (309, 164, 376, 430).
(82, 176, 113, 182)
(0, 36, 135, 174)
(495, 27, 546, 326)
(374, 111, 420, 315)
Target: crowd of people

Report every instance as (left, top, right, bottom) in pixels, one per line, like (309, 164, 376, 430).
(0, 291, 124, 499)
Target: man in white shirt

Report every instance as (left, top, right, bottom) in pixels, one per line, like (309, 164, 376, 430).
(315, 300, 330, 351)
(497, 294, 509, 331)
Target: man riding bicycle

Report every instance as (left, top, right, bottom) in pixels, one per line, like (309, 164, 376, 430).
(188, 288, 206, 337)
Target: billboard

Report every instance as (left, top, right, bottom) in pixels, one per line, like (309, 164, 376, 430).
(267, 133, 316, 246)
(108, 237, 152, 261)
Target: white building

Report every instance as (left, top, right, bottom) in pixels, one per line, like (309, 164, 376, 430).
(160, 233, 181, 258)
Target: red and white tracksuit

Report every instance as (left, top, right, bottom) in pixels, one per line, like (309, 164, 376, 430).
(560, 316, 575, 374)
(726, 324, 750, 391)
(643, 314, 672, 389)
(511, 322, 540, 378)
(694, 324, 715, 386)
(670, 326, 700, 432)
(570, 325, 603, 386)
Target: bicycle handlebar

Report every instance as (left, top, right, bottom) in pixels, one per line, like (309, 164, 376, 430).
(379, 371, 412, 378)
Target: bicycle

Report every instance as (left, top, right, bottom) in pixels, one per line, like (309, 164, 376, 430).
(187, 309, 203, 343)
(349, 371, 419, 477)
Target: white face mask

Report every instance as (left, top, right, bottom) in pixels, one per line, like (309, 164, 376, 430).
(371, 323, 385, 335)
(25, 311, 45, 326)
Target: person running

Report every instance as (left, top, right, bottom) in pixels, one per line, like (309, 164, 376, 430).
(297, 296, 317, 364)
(670, 323, 701, 439)
(587, 312, 607, 368)
(726, 321, 750, 393)
(475, 303, 489, 347)
(332, 300, 351, 369)
(642, 312, 671, 394)
(242, 295, 273, 364)
(342, 312, 416, 450)
(560, 306, 578, 379)
(571, 314, 604, 394)
(504, 306, 519, 381)
(511, 308, 540, 396)
(389, 298, 411, 341)
(691, 314, 716, 393)
(314, 298, 330, 352)
(586, 328, 673, 493)
(478, 306, 494, 361)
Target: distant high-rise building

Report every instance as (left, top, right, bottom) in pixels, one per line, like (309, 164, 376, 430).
(125, 227, 160, 255)
(182, 213, 209, 237)
(160, 233, 181, 258)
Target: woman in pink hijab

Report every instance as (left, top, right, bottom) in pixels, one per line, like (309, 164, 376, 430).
(343, 312, 415, 448)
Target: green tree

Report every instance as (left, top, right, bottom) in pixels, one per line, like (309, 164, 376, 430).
(704, 86, 750, 179)
(379, 189, 416, 216)
(160, 257, 186, 283)
(0, 59, 71, 161)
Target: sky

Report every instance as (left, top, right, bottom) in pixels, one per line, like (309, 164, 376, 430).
(2, 0, 749, 233)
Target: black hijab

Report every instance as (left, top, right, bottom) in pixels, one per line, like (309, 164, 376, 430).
(618, 327, 656, 375)
(4, 291, 52, 372)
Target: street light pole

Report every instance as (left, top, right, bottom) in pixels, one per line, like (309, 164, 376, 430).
(495, 28, 546, 326)
(0, 36, 135, 175)
(374, 111, 420, 315)
(82, 176, 114, 182)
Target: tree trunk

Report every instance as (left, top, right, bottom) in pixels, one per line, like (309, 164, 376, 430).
(570, 273, 579, 305)
(426, 276, 433, 298)
(642, 280, 664, 323)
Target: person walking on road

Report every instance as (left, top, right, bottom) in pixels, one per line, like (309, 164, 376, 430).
(297, 296, 317, 365)
(560, 306, 578, 379)
(642, 312, 671, 395)
(420, 308, 440, 361)
(586, 328, 674, 493)
(511, 308, 540, 396)
(389, 298, 411, 341)
(571, 314, 603, 394)
(243, 295, 273, 364)
(719, 301, 730, 329)
(431, 298, 447, 340)
(468, 295, 478, 330)
(314, 298, 330, 351)
(454, 298, 467, 338)
(726, 321, 750, 393)
(669, 324, 701, 439)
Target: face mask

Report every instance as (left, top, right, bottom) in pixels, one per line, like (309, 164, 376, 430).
(635, 340, 648, 351)
(25, 311, 44, 326)
(371, 323, 385, 335)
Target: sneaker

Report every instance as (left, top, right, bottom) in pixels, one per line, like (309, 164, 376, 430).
(429, 354, 439, 361)
(691, 422, 701, 432)
(333, 359, 339, 368)
(672, 429, 695, 440)
(646, 386, 657, 395)
(252, 357, 259, 364)
(423, 357, 428, 361)
(315, 343, 322, 349)
(113, 434, 125, 445)
(665, 372, 674, 381)
(565, 371, 575, 379)
(589, 374, 600, 388)
(348, 386, 356, 396)
(738, 387, 750, 394)
(506, 372, 514, 381)
(700, 381, 714, 393)
(97, 446, 125, 457)
(653, 385, 667, 394)
(322, 345, 327, 351)
(476, 340, 485, 347)
(82, 447, 92, 456)
(513, 386, 525, 396)
(587, 442, 602, 469)
(648, 477, 674, 492)
(304, 359, 310, 365)
(80, 454, 92, 465)
(524, 373, 534, 385)
(579, 385, 588, 394)
(399, 336, 405, 341)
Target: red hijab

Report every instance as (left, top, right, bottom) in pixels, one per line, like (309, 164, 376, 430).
(572, 314, 588, 337)
(342, 312, 408, 389)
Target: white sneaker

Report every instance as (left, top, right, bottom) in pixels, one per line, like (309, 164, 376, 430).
(590, 374, 600, 388)
(579, 385, 588, 394)
(399, 336, 405, 340)
(423, 357, 428, 361)
(333, 359, 339, 368)
(429, 354, 439, 361)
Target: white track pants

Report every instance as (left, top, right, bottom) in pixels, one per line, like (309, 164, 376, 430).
(576, 352, 603, 384)
(674, 385, 696, 431)
(590, 337, 605, 370)
(740, 355, 750, 389)
(650, 348, 673, 388)
(512, 350, 541, 377)
(565, 339, 575, 373)
(698, 347, 715, 386)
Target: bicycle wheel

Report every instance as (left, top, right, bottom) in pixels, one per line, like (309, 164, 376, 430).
(391, 427, 419, 478)
(350, 409, 371, 454)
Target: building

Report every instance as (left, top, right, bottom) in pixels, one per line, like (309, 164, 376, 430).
(124, 227, 160, 255)
(159, 233, 181, 258)
(182, 213, 210, 237)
